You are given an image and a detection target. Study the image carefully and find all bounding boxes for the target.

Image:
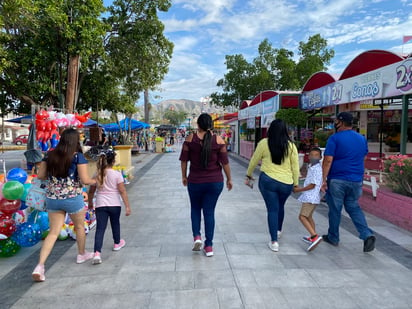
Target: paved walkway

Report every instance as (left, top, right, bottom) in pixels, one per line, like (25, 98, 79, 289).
(2, 150, 412, 308)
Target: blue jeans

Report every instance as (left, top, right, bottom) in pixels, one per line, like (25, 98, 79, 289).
(94, 206, 122, 253)
(326, 179, 373, 243)
(188, 182, 224, 247)
(258, 172, 293, 242)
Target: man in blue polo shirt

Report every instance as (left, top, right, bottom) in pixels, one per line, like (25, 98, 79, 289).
(321, 112, 375, 252)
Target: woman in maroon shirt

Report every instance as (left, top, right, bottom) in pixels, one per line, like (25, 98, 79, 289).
(179, 113, 232, 257)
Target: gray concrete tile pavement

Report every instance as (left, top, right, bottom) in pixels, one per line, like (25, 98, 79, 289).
(2, 149, 412, 308)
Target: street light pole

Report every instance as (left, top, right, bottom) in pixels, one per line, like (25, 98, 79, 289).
(188, 117, 191, 132)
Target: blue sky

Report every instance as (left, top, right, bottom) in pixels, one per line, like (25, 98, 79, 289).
(104, 0, 412, 104)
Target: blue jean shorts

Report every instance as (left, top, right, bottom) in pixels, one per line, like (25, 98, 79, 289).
(46, 194, 84, 214)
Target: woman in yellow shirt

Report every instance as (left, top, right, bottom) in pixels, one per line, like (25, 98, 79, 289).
(246, 119, 299, 252)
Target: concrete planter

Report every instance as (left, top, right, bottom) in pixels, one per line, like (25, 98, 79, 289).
(155, 141, 164, 153)
(360, 187, 412, 232)
(114, 145, 134, 179)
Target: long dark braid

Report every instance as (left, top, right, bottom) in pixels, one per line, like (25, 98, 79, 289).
(197, 113, 213, 169)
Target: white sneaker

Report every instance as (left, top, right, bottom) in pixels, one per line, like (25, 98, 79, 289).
(92, 252, 102, 265)
(76, 251, 94, 264)
(192, 236, 202, 251)
(277, 231, 282, 239)
(268, 241, 279, 252)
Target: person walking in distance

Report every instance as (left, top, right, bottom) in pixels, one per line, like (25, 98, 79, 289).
(321, 112, 375, 252)
(179, 113, 233, 257)
(32, 128, 97, 282)
(246, 119, 300, 252)
(88, 149, 131, 265)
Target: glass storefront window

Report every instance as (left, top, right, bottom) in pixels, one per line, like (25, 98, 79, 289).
(366, 110, 412, 143)
(240, 120, 255, 142)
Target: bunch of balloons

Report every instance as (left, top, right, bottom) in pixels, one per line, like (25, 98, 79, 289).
(0, 166, 98, 257)
(34, 110, 91, 151)
(0, 168, 47, 257)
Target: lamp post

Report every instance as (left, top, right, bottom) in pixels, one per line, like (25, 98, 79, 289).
(187, 117, 191, 132)
(191, 113, 196, 130)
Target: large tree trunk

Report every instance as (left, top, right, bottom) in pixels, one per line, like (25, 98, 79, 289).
(65, 54, 80, 113)
(144, 89, 149, 123)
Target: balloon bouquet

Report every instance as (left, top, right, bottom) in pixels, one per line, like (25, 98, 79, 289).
(34, 110, 91, 152)
(0, 110, 93, 257)
(0, 168, 45, 257)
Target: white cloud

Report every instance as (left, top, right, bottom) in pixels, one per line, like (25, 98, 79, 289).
(172, 36, 199, 52)
(151, 51, 225, 101)
(324, 14, 412, 46)
(163, 18, 198, 32)
(155, 0, 412, 101)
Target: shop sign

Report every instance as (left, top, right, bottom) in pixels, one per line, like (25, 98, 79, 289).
(239, 108, 248, 120)
(261, 113, 275, 127)
(260, 96, 279, 127)
(248, 104, 260, 117)
(247, 117, 255, 129)
(301, 58, 412, 110)
(358, 99, 412, 110)
(262, 96, 279, 114)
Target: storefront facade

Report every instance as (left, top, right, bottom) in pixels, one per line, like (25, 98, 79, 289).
(238, 91, 299, 159)
(300, 50, 412, 155)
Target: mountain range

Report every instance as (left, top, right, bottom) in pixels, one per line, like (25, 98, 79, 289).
(149, 99, 228, 119)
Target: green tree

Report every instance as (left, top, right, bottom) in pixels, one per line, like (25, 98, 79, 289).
(211, 35, 334, 108)
(276, 108, 307, 127)
(296, 34, 335, 86)
(0, 0, 106, 112)
(1, 0, 172, 120)
(163, 109, 187, 127)
(210, 54, 256, 107)
(276, 108, 308, 141)
(105, 0, 173, 122)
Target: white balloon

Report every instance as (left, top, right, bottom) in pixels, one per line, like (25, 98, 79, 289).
(48, 111, 57, 120)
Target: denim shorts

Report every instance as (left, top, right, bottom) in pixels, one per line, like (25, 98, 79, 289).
(46, 194, 84, 214)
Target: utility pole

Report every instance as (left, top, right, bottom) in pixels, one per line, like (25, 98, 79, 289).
(144, 89, 150, 123)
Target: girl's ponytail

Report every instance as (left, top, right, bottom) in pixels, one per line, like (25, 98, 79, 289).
(96, 148, 116, 186)
(96, 154, 108, 186)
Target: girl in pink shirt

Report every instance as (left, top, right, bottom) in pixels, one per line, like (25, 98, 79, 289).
(88, 149, 131, 264)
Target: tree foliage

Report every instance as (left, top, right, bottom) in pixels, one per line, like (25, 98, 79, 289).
(211, 35, 334, 108)
(0, 0, 173, 116)
(163, 109, 187, 127)
(0, 0, 106, 110)
(104, 0, 173, 102)
(275, 108, 308, 127)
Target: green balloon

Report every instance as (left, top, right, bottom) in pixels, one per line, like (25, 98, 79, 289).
(2, 181, 24, 200)
(21, 183, 32, 201)
(0, 238, 21, 257)
(42, 230, 49, 239)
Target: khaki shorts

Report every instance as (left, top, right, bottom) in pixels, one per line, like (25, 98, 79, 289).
(299, 203, 317, 218)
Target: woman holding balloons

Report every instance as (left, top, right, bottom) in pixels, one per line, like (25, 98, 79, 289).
(32, 128, 96, 282)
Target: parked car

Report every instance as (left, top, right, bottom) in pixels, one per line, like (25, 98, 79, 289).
(13, 135, 28, 145)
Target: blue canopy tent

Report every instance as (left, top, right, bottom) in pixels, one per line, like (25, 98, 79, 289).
(5, 115, 32, 123)
(102, 123, 120, 132)
(102, 118, 149, 132)
(119, 118, 150, 130)
(83, 119, 102, 127)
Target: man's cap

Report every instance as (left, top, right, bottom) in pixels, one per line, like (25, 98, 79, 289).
(334, 112, 353, 123)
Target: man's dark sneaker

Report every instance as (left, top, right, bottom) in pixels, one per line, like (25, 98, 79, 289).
(322, 234, 339, 246)
(363, 235, 376, 252)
